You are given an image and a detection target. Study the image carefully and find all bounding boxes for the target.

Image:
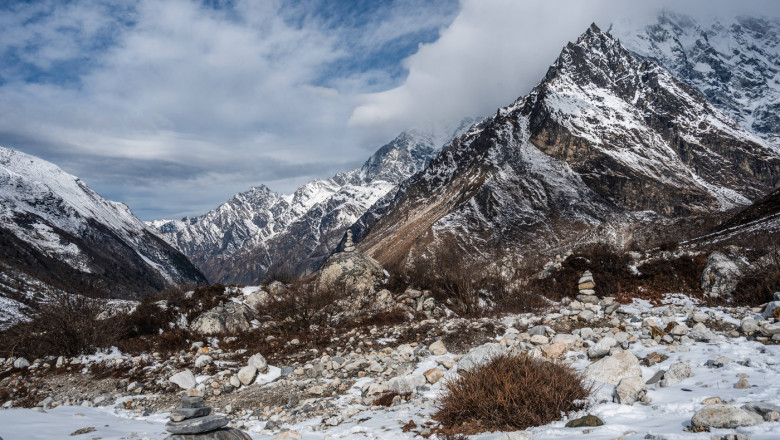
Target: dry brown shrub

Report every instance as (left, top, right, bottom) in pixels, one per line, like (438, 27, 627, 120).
(255, 281, 346, 333)
(434, 353, 592, 434)
(0, 291, 128, 358)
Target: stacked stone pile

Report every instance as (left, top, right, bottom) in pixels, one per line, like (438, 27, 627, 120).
(165, 394, 250, 439)
(576, 271, 598, 304)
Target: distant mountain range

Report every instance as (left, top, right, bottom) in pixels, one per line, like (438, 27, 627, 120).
(148, 121, 476, 284)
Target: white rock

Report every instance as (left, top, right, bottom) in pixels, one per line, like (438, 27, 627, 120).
(588, 336, 617, 358)
(248, 354, 269, 373)
(429, 340, 447, 355)
(585, 350, 641, 385)
(740, 318, 759, 334)
(194, 355, 213, 368)
(13, 358, 30, 369)
(660, 362, 693, 387)
(237, 365, 258, 386)
(614, 376, 646, 405)
(169, 370, 198, 390)
(763, 301, 780, 319)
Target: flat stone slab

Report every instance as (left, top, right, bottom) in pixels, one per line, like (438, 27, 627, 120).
(166, 415, 228, 435)
(181, 396, 205, 409)
(170, 406, 211, 422)
(167, 427, 252, 440)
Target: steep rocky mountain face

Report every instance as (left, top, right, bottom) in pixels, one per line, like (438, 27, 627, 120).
(0, 147, 207, 305)
(153, 130, 456, 284)
(356, 24, 779, 267)
(613, 13, 780, 146)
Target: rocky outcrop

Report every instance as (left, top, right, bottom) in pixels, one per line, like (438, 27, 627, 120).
(190, 303, 253, 335)
(700, 252, 743, 298)
(317, 231, 385, 294)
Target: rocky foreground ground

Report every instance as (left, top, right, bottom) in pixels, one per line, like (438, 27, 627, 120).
(1, 288, 779, 440)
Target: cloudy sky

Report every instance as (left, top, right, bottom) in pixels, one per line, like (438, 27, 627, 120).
(1, 0, 778, 220)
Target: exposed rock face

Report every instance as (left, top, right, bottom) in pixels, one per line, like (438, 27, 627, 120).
(355, 24, 779, 267)
(700, 252, 743, 298)
(190, 303, 253, 335)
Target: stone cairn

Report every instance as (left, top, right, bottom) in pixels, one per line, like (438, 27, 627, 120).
(576, 270, 599, 304)
(165, 393, 250, 440)
(343, 229, 355, 253)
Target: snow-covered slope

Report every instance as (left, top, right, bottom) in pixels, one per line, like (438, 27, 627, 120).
(0, 147, 207, 301)
(356, 24, 779, 266)
(153, 127, 472, 284)
(613, 13, 780, 147)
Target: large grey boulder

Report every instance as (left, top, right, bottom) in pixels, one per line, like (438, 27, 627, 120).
(691, 405, 760, 430)
(247, 354, 268, 374)
(701, 252, 742, 298)
(457, 343, 505, 372)
(317, 247, 385, 295)
(190, 302, 253, 335)
(585, 350, 641, 385)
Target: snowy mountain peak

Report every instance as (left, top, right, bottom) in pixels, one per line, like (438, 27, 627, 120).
(612, 13, 780, 146)
(0, 146, 206, 300)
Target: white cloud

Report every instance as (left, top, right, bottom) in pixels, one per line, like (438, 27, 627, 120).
(349, 0, 780, 140)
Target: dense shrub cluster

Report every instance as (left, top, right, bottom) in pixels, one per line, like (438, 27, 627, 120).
(434, 353, 592, 434)
(255, 281, 346, 333)
(393, 237, 545, 317)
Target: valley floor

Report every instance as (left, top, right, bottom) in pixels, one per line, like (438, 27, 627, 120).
(1, 294, 779, 440)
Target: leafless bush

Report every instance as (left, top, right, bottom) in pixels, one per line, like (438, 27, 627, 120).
(730, 250, 780, 306)
(0, 291, 128, 358)
(255, 281, 346, 333)
(434, 353, 592, 434)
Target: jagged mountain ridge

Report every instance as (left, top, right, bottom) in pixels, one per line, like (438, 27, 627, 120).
(613, 13, 780, 146)
(355, 24, 779, 267)
(153, 127, 475, 284)
(0, 147, 207, 301)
